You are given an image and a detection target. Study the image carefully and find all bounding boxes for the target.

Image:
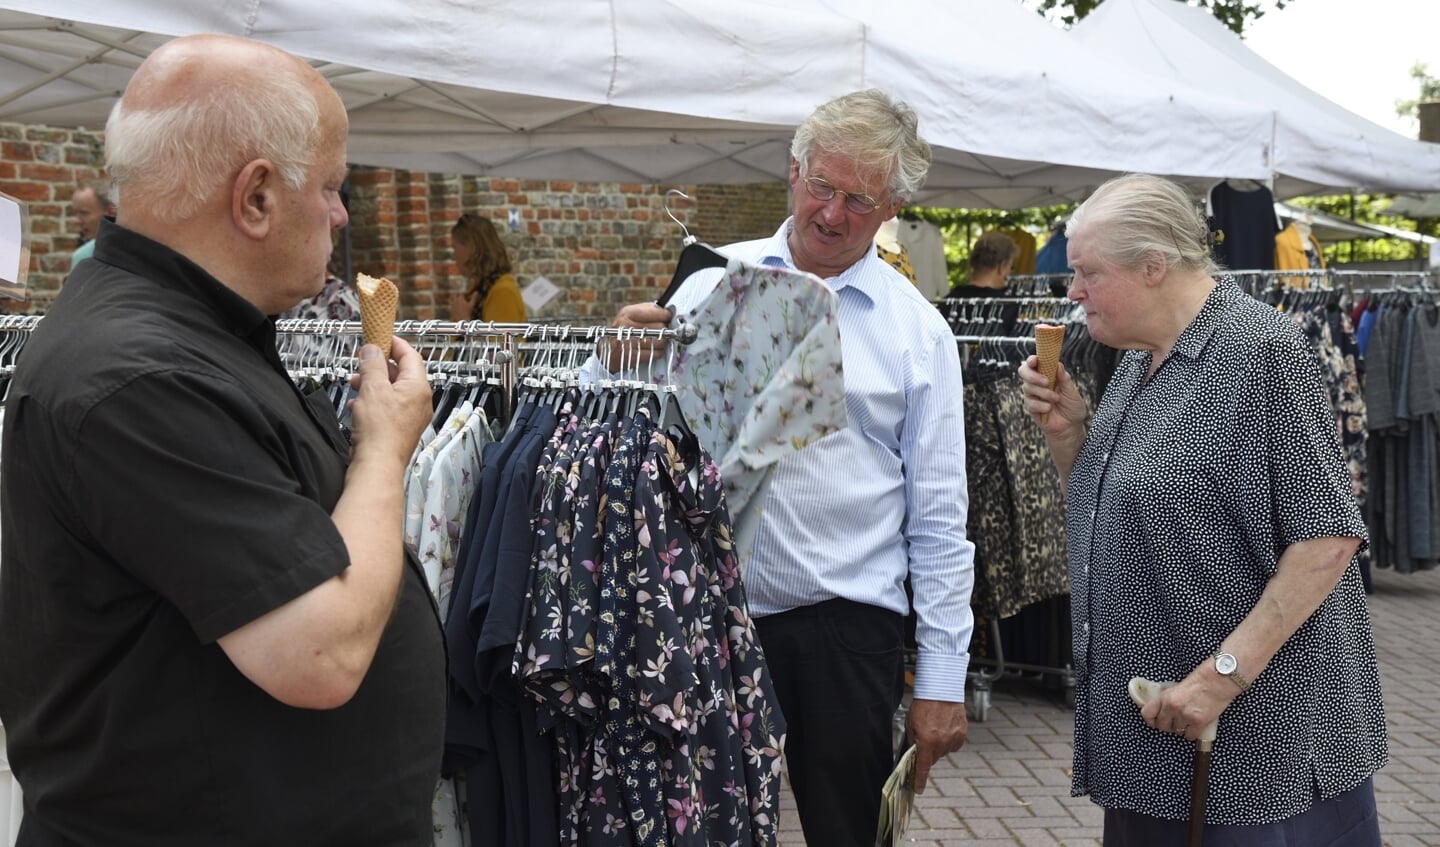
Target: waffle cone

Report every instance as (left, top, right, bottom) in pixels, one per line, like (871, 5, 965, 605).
(356, 272, 398, 359)
(1034, 323, 1065, 425)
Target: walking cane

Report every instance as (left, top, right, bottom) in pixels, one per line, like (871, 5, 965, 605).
(1128, 677, 1219, 847)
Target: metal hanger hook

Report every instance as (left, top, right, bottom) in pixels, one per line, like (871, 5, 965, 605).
(663, 188, 697, 246)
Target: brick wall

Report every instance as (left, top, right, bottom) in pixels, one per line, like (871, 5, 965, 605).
(0, 122, 107, 312)
(0, 118, 792, 322)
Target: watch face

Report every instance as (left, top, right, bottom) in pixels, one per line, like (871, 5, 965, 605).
(1216, 653, 1237, 674)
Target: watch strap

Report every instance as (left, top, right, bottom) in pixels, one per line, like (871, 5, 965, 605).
(1213, 651, 1250, 691)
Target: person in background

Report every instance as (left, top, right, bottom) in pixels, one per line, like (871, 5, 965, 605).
(0, 33, 444, 846)
(1018, 173, 1386, 846)
(942, 229, 1024, 335)
(597, 88, 975, 846)
(447, 213, 526, 323)
(944, 229, 1018, 297)
(69, 178, 116, 266)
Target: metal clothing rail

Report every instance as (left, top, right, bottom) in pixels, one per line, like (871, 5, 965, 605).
(273, 319, 696, 424)
(953, 335, 1038, 345)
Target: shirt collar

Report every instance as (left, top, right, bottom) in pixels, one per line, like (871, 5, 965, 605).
(1171, 274, 1244, 362)
(92, 218, 279, 354)
(758, 217, 882, 306)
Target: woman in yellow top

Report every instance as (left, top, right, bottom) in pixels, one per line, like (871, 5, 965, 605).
(447, 213, 527, 323)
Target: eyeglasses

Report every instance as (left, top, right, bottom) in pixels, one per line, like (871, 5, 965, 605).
(802, 176, 883, 215)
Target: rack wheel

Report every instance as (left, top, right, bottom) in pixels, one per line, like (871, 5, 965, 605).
(967, 686, 991, 722)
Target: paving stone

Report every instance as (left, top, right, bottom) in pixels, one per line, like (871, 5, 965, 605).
(771, 566, 1440, 844)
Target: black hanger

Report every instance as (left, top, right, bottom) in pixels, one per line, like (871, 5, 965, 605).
(657, 240, 727, 307)
(655, 189, 726, 308)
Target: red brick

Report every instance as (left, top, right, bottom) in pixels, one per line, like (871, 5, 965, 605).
(2, 142, 33, 161)
(20, 163, 75, 183)
(0, 181, 50, 202)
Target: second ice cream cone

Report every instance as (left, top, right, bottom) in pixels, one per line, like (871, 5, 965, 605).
(1034, 323, 1065, 426)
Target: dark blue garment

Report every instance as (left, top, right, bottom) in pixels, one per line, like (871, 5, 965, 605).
(1102, 777, 1380, 847)
(1035, 230, 1070, 275)
(466, 403, 559, 847)
(1355, 305, 1378, 357)
(445, 400, 535, 717)
(1209, 182, 1277, 272)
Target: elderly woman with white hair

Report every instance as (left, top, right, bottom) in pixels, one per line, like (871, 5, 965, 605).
(1018, 173, 1386, 846)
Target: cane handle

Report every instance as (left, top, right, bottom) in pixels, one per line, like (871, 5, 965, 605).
(1128, 676, 1218, 746)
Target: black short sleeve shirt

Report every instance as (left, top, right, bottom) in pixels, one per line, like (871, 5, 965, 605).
(0, 221, 445, 845)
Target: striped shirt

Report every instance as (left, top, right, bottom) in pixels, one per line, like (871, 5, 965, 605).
(666, 220, 975, 702)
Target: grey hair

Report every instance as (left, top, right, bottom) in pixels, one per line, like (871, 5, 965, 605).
(1066, 174, 1219, 275)
(791, 89, 932, 204)
(105, 70, 320, 222)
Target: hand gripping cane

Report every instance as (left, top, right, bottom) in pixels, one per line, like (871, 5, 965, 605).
(1128, 678, 1219, 847)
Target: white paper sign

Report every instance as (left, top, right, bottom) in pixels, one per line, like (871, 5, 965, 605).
(521, 275, 561, 313)
(0, 193, 29, 298)
(1429, 240, 1440, 270)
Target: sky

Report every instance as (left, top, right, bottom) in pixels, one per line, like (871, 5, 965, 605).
(1243, 0, 1437, 138)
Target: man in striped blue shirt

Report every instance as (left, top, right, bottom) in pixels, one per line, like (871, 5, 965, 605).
(604, 89, 976, 845)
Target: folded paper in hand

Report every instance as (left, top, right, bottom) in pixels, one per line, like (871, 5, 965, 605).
(876, 743, 917, 846)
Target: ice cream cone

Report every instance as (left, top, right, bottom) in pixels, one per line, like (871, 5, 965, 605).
(356, 272, 398, 359)
(1034, 323, 1065, 426)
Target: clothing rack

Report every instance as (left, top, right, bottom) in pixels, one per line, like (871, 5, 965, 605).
(992, 273, 1072, 297)
(274, 318, 693, 424)
(938, 299, 1087, 718)
(0, 318, 694, 425)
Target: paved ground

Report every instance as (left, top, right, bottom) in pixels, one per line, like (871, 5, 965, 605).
(775, 564, 1440, 845)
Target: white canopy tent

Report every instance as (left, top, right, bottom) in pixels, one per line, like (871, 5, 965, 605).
(1387, 194, 1440, 219)
(0, 0, 1276, 209)
(1069, 0, 1440, 199)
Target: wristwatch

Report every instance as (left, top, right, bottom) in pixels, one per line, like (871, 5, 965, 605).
(1213, 651, 1250, 692)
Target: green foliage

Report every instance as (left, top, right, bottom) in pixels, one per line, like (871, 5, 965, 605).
(1287, 194, 1440, 264)
(1033, 0, 1290, 34)
(1395, 62, 1440, 127)
(901, 204, 1074, 288)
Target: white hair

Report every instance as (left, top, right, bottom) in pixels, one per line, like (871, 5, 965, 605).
(105, 70, 321, 222)
(1067, 174, 1219, 275)
(791, 89, 932, 204)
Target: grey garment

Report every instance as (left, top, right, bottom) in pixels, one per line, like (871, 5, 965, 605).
(1067, 279, 1385, 825)
(1407, 417, 1433, 559)
(1404, 304, 1440, 417)
(1395, 307, 1417, 421)
(1404, 306, 1440, 564)
(1362, 306, 1399, 432)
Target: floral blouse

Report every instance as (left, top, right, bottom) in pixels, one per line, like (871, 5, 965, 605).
(512, 407, 786, 845)
(670, 259, 846, 568)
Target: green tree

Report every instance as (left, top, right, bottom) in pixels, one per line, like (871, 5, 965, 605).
(1395, 62, 1440, 130)
(1286, 194, 1439, 264)
(1034, 0, 1290, 35)
(901, 204, 1074, 289)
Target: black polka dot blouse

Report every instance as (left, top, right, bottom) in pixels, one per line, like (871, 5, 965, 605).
(1066, 277, 1388, 825)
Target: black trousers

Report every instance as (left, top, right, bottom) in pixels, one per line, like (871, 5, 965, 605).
(755, 598, 906, 847)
